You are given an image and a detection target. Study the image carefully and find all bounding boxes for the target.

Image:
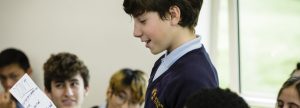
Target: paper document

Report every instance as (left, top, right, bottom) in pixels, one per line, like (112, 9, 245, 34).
(9, 73, 56, 108)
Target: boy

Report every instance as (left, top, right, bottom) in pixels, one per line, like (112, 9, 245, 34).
(123, 0, 219, 108)
(0, 48, 32, 108)
(101, 68, 147, 108)
(43, 52, 90, 108)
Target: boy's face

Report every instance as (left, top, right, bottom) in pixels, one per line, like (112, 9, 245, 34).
(46, 73, 88, 108)
(107, 88, 140, 108)
(133, 12, 176, 55)
(0, 64, 30, 91)
(277, 86, 300, 108)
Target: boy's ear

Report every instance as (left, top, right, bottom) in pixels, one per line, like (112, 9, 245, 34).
(26, 67, 33, 76)
(169, 5, 181, 25)
(106, 87, 113, 104)
(44, 88, 52, 99)
(106, 87, 112, 97)
(84, 86, 90, 97)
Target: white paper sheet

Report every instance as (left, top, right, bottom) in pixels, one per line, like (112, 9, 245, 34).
(9, 73, 56, 108)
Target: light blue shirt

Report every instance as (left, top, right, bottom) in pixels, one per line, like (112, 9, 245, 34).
(152, 36, 203, 81)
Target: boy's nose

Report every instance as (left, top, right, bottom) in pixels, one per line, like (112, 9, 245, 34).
(121, 102, 129, 108)
(64, 86, 74, 97)
(133, 23, 142, 38)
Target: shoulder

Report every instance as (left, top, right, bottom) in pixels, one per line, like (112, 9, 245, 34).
(179, 47, 211, 64)
(174, 47, 215, 73)
(169, 47, 218, 86)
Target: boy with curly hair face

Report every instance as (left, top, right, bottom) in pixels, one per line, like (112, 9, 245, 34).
(44, 52, 90, 108)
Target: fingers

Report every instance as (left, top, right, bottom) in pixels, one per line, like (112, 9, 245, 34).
(9, 99, 16, 108)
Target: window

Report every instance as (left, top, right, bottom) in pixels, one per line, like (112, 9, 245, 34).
(197, 0, 300, 107)
(212, 0, 300, 107)
(238, 0, 300, 107)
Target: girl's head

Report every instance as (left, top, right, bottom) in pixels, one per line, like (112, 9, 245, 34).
(277, 77, 300, 108)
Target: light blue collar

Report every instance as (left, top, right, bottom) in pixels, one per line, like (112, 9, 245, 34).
(152, 35, 202, 81)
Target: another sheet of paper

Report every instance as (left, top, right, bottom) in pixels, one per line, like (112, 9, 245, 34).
(9, 73, 56, 108)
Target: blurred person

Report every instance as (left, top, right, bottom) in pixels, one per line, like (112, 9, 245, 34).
(0, 48, 33, 108)
(276, 77, 300, 108)
(99, 68, 147, 108)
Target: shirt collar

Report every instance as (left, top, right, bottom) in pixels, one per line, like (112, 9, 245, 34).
(152, 35, 202, 81)
(161, 35, 202, 65)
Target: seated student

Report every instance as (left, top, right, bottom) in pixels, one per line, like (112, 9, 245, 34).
(100, 68, 147, 108)
(43, 52, 90, 108)
(291, 62, 300, 77)
(0, 48, 33, 108)
(185, 87, 249, 108)
(276, 77, 300, 108)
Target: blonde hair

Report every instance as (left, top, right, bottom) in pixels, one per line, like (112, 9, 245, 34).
(109, 68, 147, 104)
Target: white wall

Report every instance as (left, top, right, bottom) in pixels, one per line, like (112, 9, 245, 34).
(0, 0, 159, 107)
(0, 0, 210, 107)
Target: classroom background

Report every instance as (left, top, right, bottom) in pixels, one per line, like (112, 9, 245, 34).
(0, 0, 299, 108)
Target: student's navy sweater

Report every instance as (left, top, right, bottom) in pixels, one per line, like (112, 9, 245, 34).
(144, 46, 219, 108)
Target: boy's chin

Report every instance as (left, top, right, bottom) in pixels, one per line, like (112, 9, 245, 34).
(150, 49, 164, 55)
(59, 105, 77, 108)
(59, 103, 78, 108)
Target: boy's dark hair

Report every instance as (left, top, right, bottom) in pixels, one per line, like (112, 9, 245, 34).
(291, 62, 300, 76)
(123, 0, 203, 31)
(43, 52, 89, 92)
(277, 77, 300, 100)
(0, 48, 30, 71)
(185, 88, 250, 108)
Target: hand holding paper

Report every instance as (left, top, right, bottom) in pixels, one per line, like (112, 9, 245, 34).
(9, 73, 56, 108)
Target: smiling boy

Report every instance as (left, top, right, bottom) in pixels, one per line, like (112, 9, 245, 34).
(44, 52, 90, 108)
(123, 0, 219, 108)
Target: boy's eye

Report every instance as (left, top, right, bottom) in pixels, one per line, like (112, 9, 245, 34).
(139, 19, 146, 24)
(70, 81, 79, 87)
(10, 74, 18, 80)
(118, 93, 126, 100)
(55, 83, 64, 88)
